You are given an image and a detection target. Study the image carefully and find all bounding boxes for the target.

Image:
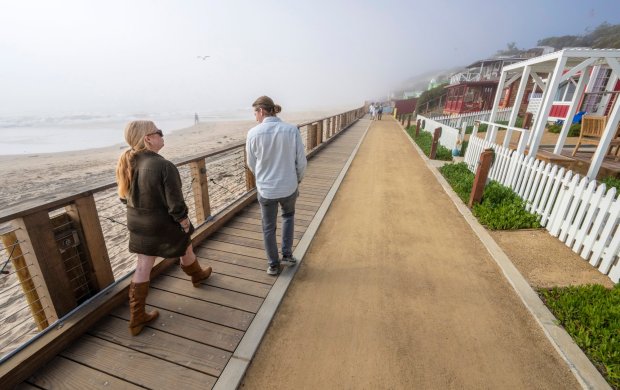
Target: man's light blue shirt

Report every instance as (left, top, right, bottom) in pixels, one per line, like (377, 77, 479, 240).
(246, 116, 307, 199)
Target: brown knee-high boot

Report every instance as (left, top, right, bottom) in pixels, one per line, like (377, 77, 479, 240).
(128, 281, 159, 336)
(181, 259, 212, 287)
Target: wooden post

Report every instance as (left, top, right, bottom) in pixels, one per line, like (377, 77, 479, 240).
(407, 114, 412, 129)
(189, 160, 211, 224)
(326, 118, 331, 139)
(316, 120, 323, 146)
(243, 149, 256, 191)
(468, 148, 494, 208)
(415, 119, 421, 138)
(305, 125, 313, 151)
(523, 111, 533, 129)
(0, 230, 49, 330)
(429, 127, 442, 159)
(65, 195, 115, 290)
(331, 116, 336, 136)
(309, 124, 318, 149)
(13, 211, 77, 322)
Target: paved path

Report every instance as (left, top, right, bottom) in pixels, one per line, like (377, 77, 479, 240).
(240, 117, 581, 389)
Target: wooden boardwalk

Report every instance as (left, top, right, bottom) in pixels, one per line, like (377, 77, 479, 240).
(17, 119, 370, 389)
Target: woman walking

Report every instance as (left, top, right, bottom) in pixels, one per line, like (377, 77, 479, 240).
(116, 120, 212, 336)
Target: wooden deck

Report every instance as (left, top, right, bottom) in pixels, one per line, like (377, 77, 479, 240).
(539, 145, 620, 178)
(16, 120, 369, 389)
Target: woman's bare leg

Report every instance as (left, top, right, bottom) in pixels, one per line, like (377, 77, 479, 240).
(132, 254, 156, 283)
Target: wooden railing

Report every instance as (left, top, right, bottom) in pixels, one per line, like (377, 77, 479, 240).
(0, 106, 366, 368)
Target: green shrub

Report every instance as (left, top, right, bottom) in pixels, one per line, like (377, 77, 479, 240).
(540, 284, 620, 389)
(600, 176, 620, 193)
(547, 123, 581, 137)
(472, 181, 541, 230)
(465, 123, 488, 134)
(439, 162, 473, 203)
(405, 126, 453, 161)
(459, 140, 469, 157)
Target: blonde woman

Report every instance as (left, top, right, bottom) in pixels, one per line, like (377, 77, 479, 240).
(116, 120, 212, 336)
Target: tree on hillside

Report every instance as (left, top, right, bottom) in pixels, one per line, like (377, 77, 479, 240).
(537, 22, 620, 49)
(415, 83, 448, 115)
(494, 42, 525, 57)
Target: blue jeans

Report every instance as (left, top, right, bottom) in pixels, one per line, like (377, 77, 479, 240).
(257, 190, 298, 267)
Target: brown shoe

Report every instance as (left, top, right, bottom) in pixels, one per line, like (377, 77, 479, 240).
(128, 281, 159, 336)
(181, 259, 212, 287)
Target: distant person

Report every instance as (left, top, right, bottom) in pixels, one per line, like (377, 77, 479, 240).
(116, 120, 212, 336)
(194, 112, 200, 124)
(246, 96, 307, 275)
(369, 103, 376, 120)
(377, 105, 383, 120)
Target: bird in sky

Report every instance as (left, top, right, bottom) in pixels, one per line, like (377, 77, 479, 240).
(197, 55, 210, 60)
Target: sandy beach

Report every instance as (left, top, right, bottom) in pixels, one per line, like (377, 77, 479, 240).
(0, 110, 335, 357)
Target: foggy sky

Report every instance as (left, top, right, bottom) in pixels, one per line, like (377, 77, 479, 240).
(1, 0, 619, 116)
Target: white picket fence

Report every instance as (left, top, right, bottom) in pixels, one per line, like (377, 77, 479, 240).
(464, 135, 620, 283)
(430, 108, 512, 128)
(417, 115, 461, 150)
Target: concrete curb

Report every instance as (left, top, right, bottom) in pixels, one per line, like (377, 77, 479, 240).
(214, 119, 373, 390)
(399, 122, 610, 390)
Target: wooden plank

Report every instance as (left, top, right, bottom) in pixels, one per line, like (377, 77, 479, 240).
(210, 232, 300, 251)
(15, 383, 41, 390)
(246, 204, 316, 218)
(147, 288, 254, 331)
(196, 247, 266, 269)
(90, 316, 230, 377)
(219, 226, 303, 241)
(151, 275, 263, 313)
(25, 356, 142, 389)
(111, 306, 243, 352)
(239, 211, 312, 225)
(164, 267, 271, 298)
(195, 257, 275, 284)
(200, 240, 268, 259)
(61, 336, 217, 389)
(231, 217, 306, 234)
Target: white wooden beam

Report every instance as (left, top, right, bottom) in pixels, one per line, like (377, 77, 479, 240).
(554, 66, 591, 154)
(504, 66, 531, 148)
(605, 57, 620, 76)
(560, 58, 597, 82)
(529, 55, 569, 154)
(530, 72, 546, 91)
(587, 94, 620, 179)
(485, 71, 508, 142)
(504, 73, 522, 87)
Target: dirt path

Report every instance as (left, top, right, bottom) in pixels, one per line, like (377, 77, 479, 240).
(240, 118, 581, 389)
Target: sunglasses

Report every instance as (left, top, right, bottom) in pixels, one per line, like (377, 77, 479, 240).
(147, 129, 163, 137)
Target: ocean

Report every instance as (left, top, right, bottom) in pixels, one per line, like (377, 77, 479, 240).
(0, 110, 249, 155)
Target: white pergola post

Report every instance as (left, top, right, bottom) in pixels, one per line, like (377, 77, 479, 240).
(503, 66, 531, 148)
(587, 94, 620, 179)
(528, 55, 569, 155)
(586, 57, 620, 179)
(553, 66, 591, 154)
(485, 71, 508, 142)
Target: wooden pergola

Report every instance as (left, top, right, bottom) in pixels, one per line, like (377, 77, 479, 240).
(484, 48, 620, 179)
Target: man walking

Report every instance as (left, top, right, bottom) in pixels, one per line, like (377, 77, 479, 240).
(246, 96, 307, 275)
